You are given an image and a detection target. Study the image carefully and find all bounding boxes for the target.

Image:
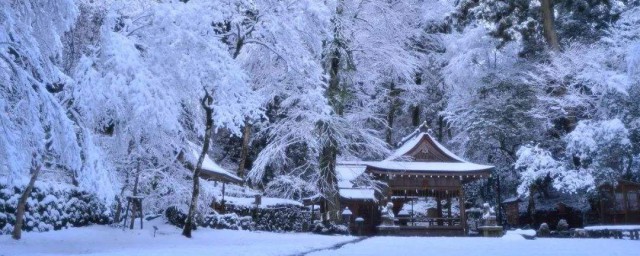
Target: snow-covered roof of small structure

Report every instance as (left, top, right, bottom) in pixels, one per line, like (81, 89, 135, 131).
(336, 162, 370, 188)
(366, 161, 493, 174)
(187, 142, 242, 184)
(339, 188, 377, 201)
(502, 197, 522, 204)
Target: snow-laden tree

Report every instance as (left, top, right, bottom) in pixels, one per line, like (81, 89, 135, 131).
(453, 0, 632, 56)
(515, 144, 594, 222)
(249, 0, 427, 220)
(71, 0, 257, 219)
(516, 144, 595, 196)
(0, 0, 115, 239)
(564, 119, 632, 186)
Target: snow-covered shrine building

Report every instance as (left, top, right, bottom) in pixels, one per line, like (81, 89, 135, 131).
(337, 123, 494, 236)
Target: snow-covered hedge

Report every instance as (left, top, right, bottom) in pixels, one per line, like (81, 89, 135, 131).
(224, 203, 311, 232)
(201, 213, 254, 230)
(0, 183, 111, 235)
(311, 221, 349, 235)
(165, 203, 311, 232)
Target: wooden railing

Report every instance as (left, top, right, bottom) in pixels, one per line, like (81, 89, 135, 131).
(397, 215, 462, 227)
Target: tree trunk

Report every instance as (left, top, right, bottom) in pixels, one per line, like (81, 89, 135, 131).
(319, 138, 340, 222)
(315, 0, 345, 223)
(385, 83, 399, 145)
(527, 184, 537, 227)
(182, 89, 215, 238)
(540, 0, 560, 51)
(437, 115, 445, 141)
(411, 105, 420, 127)
(237, 122, 252, 179)
(12, 165, 41, 240)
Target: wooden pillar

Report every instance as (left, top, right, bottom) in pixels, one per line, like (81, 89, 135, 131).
(436, 192, 443, 226)
(612, 189, 617, 224)
(447, 196, 452, 218)
(623, 185, 629, 223)
(459, 188, 466, 235)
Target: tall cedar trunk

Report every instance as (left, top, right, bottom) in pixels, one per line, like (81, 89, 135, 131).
(385, 83, 399, 145)
(540, 0, 560, 51)
(317, 1, 344, 222)
(319, 138, 340, 222)
(232, 37, 252, 181)
(237, 122, 252, 179)
(129, 170, 140, 230)
(12, 165, 41, 240)
(182, 90, 215, 238)
(437, 115, 445, 141)
(411, 106, 420, 127)
(527, 184, 537, 226)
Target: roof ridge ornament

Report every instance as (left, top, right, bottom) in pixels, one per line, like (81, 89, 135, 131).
(418, 121, 433, 135)
(397, 121, 433, 147)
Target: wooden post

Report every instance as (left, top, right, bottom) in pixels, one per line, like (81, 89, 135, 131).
(139, 198, 143, 229)
(221, 182, 226, 214)
(459, 188, 466, 236)
(623, 185, 629, 223)
(436, 192, 443, 226)
(122, 200, 130, 230)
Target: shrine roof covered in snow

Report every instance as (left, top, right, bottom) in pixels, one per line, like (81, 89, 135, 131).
(187, 142, 243, 184)
(366, 161, 493, 174)
(367, 122, 494, 177)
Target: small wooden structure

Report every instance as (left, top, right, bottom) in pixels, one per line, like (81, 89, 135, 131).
(122, 195, 144, 230)
(594, 180, 640, 224)
(337, 123, 493, 236)
(184, 142, 243, 213)
(501, 197, 522, 227)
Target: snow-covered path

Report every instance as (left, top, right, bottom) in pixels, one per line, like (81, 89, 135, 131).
(0, 220, 354, 256)
(307, 233, 640, 256)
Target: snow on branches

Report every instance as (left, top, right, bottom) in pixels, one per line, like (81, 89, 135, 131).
(515, 144, 594, 197)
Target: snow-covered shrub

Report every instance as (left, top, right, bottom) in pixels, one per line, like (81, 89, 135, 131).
(254, 204, 311, 232)
(164, 206, 195, 230)
(311, 221, 349, 235)
(557, 219, 569, 232)
(166, 203, 311, 232)
(538, 223, 550, 237)
(201, 213, 254, 230)
(0, 183, 111, 235)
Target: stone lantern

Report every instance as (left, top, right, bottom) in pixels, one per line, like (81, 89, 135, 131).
(342, 207, 353, 225)
(355, 217, 365, 236)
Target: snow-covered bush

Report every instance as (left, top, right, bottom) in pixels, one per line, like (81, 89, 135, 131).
(165, 203, 311, 232)
(0, 183, 111, 235)
(311, 221, 349, 235)
(537, 223, 550, 237)
(253, 205, 311, 232)
(201, 213, 254, 231)
(557, 219, 569, 232)
(164, 206, 195, 230)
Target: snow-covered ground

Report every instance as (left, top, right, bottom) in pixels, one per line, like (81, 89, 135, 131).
(3, 224, 640, 256)
(0, 219, 354, 256)
(308, 231, 640, 256)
